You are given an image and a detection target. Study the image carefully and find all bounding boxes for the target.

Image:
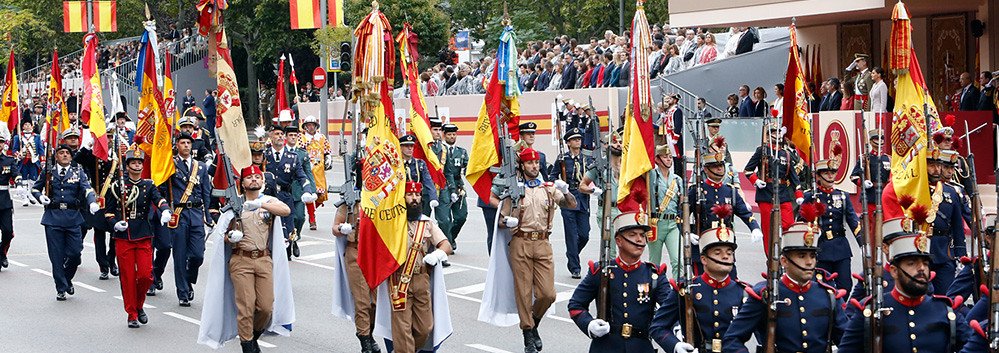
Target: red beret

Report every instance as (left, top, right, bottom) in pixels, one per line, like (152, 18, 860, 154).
(405, 181, 422, 193)
(240, 165, 263, 178)
(518, 147, 540, 162)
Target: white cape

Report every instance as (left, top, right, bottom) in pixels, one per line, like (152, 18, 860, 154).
(330, 236, 355, 320)
(198, 209, 296, 349)
(477, 211, 520, 327)
(373, 263, 453, 351)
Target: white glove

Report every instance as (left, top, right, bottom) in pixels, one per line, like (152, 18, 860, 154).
(89, 202, 100, 214)
(587, 319, 610, 338)
(160, 210, 172, 226)
(674, 342, 697, 353)
(38, 195, 51, 205)
(423, 249, 448, 266)
(244, 198, 263, 211)
(113, 220, 128, 232)
(863, 180, 874, 189)
(503, 216, 519, 228)
(754, 179, 767, 189)
(450, 193, 459, 203)
(337, 223, 353, 236)
(430, 199, 440, 208)
(554, 179, 570, 194)
(301, 193, 318, 203)
(795, 197, 804, 205)
(751, 228, 764, 243)
(227, 230, 244, 243)
(591, 186, 603, 196)
(687, 233, 700, 245)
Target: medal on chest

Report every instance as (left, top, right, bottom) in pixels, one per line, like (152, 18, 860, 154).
(636, 283, 651, 304)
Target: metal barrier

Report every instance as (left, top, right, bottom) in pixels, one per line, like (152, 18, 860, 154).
(653, 76, 726, 118)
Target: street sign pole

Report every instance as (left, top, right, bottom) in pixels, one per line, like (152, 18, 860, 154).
(319, 0, 329, 133)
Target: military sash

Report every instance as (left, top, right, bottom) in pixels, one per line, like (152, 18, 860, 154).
(167, 161, 201, 229)
(391, 219, 428, 311)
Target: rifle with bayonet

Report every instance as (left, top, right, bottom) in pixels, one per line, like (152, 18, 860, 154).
(554, 97, 568, 181)
(494, 114, 524, 211)
(338, 88, 361, 227)
(678, 112, 703, 347)
(962, 121, 988, 303)
(213, 126, 245, 235)
(764, 116, 783, 353)
(855, 124, 883, 353)
(594, 112, 613, 320)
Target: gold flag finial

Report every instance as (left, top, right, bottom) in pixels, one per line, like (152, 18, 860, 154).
(372, 1, 380, 12)
(144, 2, 152, 21)
(502, 2, 510, 26)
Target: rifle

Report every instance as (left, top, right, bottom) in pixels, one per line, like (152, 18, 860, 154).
(678, 110, 704, 346)
(338, 89, 362, 227)
(554, 97, 567, 181)
(494, 115, 524, 211)
(593, 112, 613, 320)
(855, 125, 883, 353)
(764, 116, 784, 353)
(962, 121, 988, 303)
(214, 126, 245, 234)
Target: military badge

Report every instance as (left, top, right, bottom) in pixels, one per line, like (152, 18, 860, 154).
(637, 283, 651, 303)
(914, 234, 929, 253)
(717, 228, 731, 242)
(803, 230, 815, 247)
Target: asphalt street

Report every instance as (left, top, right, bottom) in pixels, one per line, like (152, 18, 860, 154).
(0, 166, 864, 352)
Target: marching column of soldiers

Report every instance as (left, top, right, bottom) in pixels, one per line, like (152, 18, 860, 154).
(3, 88, 998, 353)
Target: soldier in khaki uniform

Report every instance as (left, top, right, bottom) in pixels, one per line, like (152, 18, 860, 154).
(493, 147, 577, 353)
(222, 165, 291, 353)
(332, 195, 381, 353)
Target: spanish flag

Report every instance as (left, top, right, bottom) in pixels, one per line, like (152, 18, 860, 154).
(354, 4, 407, 289)
(398, 24, 445, 189)
(616, 2, 655, 213)
(135, 27, 163, 152)
(329, 0, 345, 28)
(93, 1, 117, 32)
(466, 26, 521, 203)
(150, 50, 176, 185)
(783, 23, 811, 163)
(289, 0, 322, 30)
(63, 1, 87, 33)
(46, 49, 70, 143)
(887, 1, 938, 215)
(0, 50, 18, 133)
(81, 33, 108, 161)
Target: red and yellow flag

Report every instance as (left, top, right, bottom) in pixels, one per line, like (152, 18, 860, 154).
(329, 0, 345, 28)
(81, 33, 108, 160)
(887, 1, 939, 216)
(783, 23, 811, 163)
(150, 51, 177, 185)
(63, 1, 87, 33)
(274, 55, 289, 119)
(0, 50, 18, 133)
(47, 50, 70, 143)
(354, 4, 406, 289)
(466, 27, 521, 203)
(135, 29, 163, 151)
(93, 1, 117, 32)
(289, 0, 322, 30)
(616, 2, 656, 213)
(398, 24, 445, 189)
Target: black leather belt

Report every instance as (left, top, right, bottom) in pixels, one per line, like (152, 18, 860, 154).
(173, 202, 203, 208)
(232, 248, 270, 259)
(651, 213, 678, 219)
(46, 203, 79, 210)
(610, 324, 647, 339)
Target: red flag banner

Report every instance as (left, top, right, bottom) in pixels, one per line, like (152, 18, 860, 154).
(616, 2, 656, 213)
(398, 24, 445, 189)
(783, 24, 812, 163)
(81, 33, 109, 160)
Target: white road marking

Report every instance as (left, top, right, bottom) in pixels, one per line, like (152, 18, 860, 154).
(545, 314, 574, 323)
(466, 343, 513, 353)
(113, 296, 156, 309)
(553, 290, 575, 304)
(295, 240, 328, 247)
(446, 292, 482, 303)
(163, 312, 276, 347)
(441, 266, 468, 275)
(299, 251, 336, 261)
(7, 259, 27, 267)
(449, 283, 485, 295)
(31, 268, 106, 292)
(293, 259, 336, 270)
(449, 262, 577, 288)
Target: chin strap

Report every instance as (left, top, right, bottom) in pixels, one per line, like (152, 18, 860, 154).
(785, 256, 816, 273)
(619, 236, 647, 249)
(896, 266, 930, 286)
(703, 255, 735, 267)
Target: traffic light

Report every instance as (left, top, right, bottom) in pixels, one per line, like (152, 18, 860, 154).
(339, 42, 351, 72)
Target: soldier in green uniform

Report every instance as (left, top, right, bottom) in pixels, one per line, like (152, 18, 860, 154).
(435, 124, 468, 256)
(579, 133, 621, 257)
(648, 145, 683, 271)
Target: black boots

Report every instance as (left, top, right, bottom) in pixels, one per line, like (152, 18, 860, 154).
(240, 340, 258, 353)
(523, 329, 537, 353)
(357, 334, 381, 353)
(532, 316, 543, 351)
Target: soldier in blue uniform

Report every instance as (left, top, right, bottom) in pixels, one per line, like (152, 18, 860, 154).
(850, 129, 890, 234)
(32, 143, 99, 300)
(549, 127, 592, 278)
(262, 126, 316, 260)
(155, 132, 214, 306)
(723, 221, 848, 352)
(926, 148, 968, 294)
(75, 126, 120, 280)
(687, 151, 762, 276)
(838, 215, 971, 352)
(283, 125, 317, 258)
(947, 213, 995, 305)
(802, 157, 862, 291)
(399, 134, 439, 216)
(517, 122, 549, 180)
(743, 123, 802, 255)
(104, 149, 171, 327)
(963, 319, 993, 353)
(651, 214, 749, 353)
(0, 133, 19, 270)
(567, 211, 670, 353)
(178, 109, 215, 163)
(248, 140, 278, 198)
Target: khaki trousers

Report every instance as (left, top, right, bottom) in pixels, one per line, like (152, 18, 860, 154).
(508, 236, 556, 330)
(229, 254, 274, 341)
(390, 271, 433, 353)
(345, 242, 376, 335)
